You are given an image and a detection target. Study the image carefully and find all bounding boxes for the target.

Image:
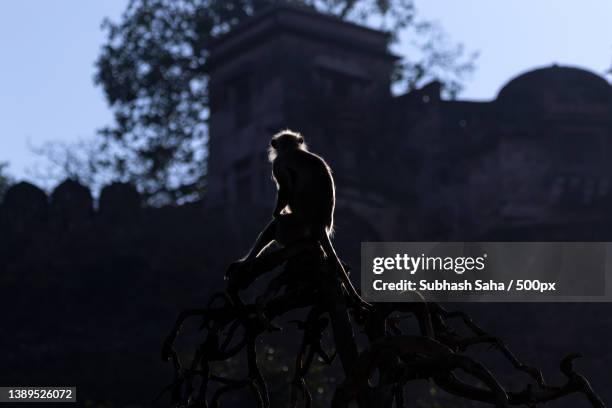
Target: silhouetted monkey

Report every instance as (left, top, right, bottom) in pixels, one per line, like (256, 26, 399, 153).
(233, 130, 371, 311)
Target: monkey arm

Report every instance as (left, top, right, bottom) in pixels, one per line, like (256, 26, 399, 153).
(273, 188, 289, 218)
(272, 161, 292, 217)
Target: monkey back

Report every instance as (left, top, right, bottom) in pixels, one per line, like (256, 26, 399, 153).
(276, 149, 335, 231)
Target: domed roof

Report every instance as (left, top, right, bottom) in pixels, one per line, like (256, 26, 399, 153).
(497, 65, 611, 105)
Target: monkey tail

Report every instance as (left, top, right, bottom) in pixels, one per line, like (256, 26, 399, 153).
(326, 223, 335, 238)
(317, 229, 339, 267)
(317, 229, 360, 299)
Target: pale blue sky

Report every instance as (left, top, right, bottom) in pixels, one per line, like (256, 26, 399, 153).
(1, 1, 612, 181)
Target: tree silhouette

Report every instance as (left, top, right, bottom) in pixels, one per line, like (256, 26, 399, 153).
(87, 0, 476, 203)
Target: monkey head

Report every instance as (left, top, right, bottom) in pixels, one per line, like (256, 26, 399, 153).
(269, 130, 307, 161)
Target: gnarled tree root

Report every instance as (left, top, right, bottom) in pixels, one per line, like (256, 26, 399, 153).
(159, 242, 606, 408)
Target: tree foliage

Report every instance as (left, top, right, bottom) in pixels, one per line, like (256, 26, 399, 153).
(90, 0, 476, 203)
(0, 162, 13, 203)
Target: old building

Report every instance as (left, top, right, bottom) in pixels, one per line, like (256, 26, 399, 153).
(206, 4, 612, 248)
